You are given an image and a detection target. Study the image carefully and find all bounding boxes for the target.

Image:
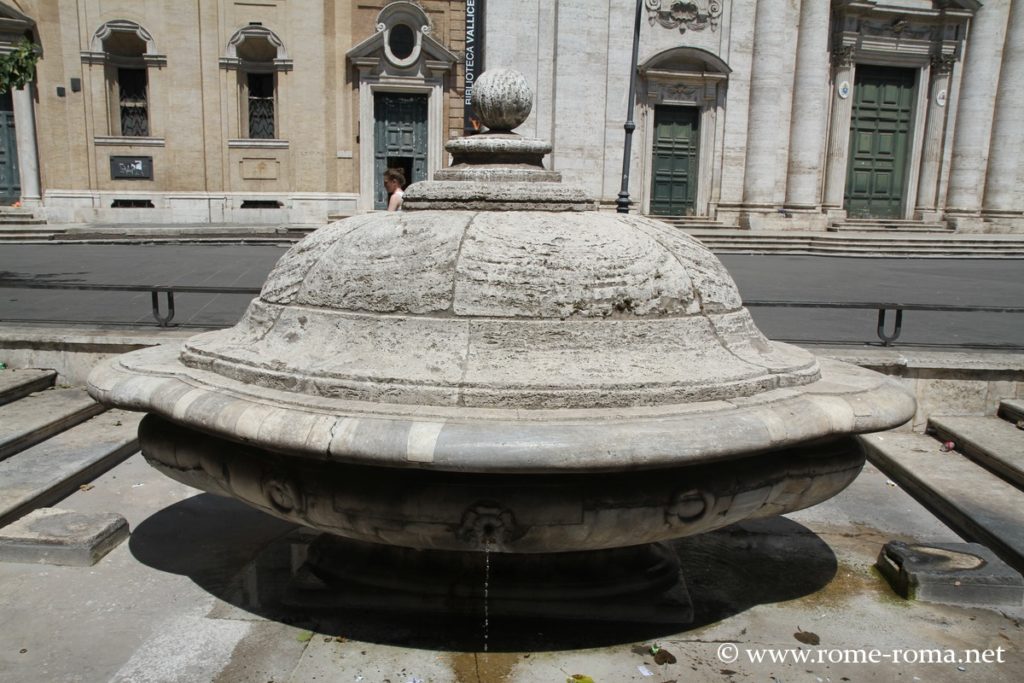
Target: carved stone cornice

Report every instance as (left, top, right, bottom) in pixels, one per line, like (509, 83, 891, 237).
(645, 0, 723, 34)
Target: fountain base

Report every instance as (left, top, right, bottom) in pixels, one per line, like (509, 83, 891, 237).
(138, 415, 866, 554)
(282, 535, 692, 624)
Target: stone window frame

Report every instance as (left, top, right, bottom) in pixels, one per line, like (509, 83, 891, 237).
(81, 20, 167, 142)
(219, 24, 293, 144)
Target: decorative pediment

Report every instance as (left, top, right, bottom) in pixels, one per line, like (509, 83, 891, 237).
(347, 1, 457, 78)
(0, 2, 33, 31)
(81, 19, 166, 67)
(219, 25, 292, 72)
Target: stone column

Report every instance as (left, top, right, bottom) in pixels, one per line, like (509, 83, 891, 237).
(982, 0, 1024, 216)
(915, 55, 955, 218)
(741, 0, 789, 210)
(945, 0, 1010, 218)
(12, 85, 41, 206)
(784, 0, 830, 213)
(822, 46, 855, 212)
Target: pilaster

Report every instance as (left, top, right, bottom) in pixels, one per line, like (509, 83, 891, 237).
(784, 0, 831, 217)
(915, 55, 954, 219)
(740, 0, 788, 208)
(981, 0, 1024, 223)
(12, 86, 40, 206)
(945, 0, 1010, 217)
(822, 46, 855, 216)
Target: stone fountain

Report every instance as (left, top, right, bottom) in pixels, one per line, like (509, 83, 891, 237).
(87, 70, 914, 622)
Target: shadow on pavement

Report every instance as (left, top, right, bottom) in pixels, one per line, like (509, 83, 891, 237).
(129, 493, 837, 652)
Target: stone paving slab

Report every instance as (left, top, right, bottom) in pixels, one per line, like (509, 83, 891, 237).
(862, 431, 1024, 574)
(0, 368, 55, 406)
(0, 388, 104, 461)
(929, 415, 1024, 488)
(0, 410, 140, 527)
(0, 507, 128, 566)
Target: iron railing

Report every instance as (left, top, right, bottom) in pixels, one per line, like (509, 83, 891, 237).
(744, 300, 1024, 347)
(0, 279, 1022, 346)
(0, 280, 261, 327)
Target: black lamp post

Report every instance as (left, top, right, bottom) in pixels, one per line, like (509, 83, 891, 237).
(616, 0, 644, 214)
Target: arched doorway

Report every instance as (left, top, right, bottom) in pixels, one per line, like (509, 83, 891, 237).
(639, 47, 730, 218)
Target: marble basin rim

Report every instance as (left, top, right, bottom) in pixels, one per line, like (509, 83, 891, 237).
(88, 342, 914, 475)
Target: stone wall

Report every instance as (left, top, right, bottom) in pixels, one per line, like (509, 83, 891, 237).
(485, 0, 1024, 233)
(16, 0, 467, 223)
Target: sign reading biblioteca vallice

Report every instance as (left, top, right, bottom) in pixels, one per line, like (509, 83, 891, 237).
(464, 0, 485, 133)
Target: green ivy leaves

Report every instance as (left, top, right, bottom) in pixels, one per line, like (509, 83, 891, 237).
(0, 40, 40, 94)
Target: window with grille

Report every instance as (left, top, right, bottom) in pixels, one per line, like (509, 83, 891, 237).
(247, 73, 274, 139)
(117, 68, 149, 136)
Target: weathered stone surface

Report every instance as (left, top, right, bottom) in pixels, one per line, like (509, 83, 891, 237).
(928, 415, 1024, 488)
(402, 182, 588, 209)
(0, 388, 105, 461)
(0, 369, 56, 407)
(472, 68, 533, 131)
(0, 410, 140, 527)
(877, 541, 1024, 606)
(0, 508, 128, 566)
(92, 346, 910, 473)
(85, 69, 916, 557)
(139, 414, 866, 552)
(862, 431, 1024, 574)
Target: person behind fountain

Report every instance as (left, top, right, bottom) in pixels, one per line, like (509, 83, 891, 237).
(383, 167, 406, 212)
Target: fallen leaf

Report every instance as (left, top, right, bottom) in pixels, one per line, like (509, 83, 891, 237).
(296, 631, 313, 643)
(79, 484, 94, 492)
(654, 649, 677, 665)
(567, 676, 595, 683)
(794, 628, 820, 646)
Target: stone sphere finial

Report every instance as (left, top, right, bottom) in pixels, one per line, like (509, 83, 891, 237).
(472, 68, 533, 132)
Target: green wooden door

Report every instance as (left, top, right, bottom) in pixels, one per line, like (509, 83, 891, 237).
(844, 66, 915, 219)
(374, 93, 428, 209)
(650, 106, 699, 216)
(0, 91, 20, 205)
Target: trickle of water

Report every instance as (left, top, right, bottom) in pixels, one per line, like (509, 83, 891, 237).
(483, 539, 491, 653)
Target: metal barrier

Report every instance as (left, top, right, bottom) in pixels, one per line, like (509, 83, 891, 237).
(1, 279, 1021, 344)
(0, 280, 261, 327)
(744, 300, 1024, 346)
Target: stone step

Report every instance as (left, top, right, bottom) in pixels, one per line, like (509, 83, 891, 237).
(0, 389, 105, 461)
(928, 415, 1024, 489)
(0, 410, 140, 528)
(999, 399, 1024, 424)
(696, 241, 1024, 257)
(830, 221, 951, 233)
(861, 431, 1024, 574)
(0, 369, 56, 407)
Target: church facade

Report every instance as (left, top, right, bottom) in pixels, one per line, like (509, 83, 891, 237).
(485, 0, 1024, 232)
(0, 0, 468, 224)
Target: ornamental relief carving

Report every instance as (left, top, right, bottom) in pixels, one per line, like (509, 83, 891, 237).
(860, 17, 933, 41)
(645, 0, 723, 34)
(664, 83, 701, 101)
(930, 53, 958, 75)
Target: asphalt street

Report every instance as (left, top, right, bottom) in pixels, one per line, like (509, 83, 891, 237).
(0, 243, 1022, 348)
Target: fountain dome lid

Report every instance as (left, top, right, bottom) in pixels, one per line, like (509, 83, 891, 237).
(87, 69, 915, 474)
